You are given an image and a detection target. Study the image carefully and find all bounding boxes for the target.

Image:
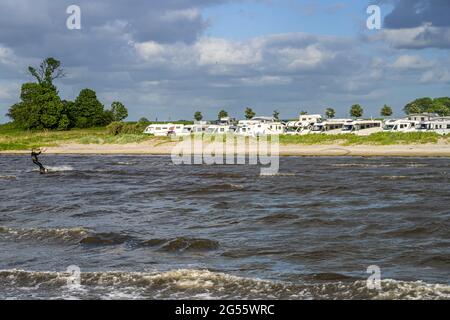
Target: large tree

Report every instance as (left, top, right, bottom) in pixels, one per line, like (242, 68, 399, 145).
(194, 111, 203, 121)
(325, 108, 335, 119)
(7, 82, 68, 130)
(350, 104, 364, 118)
(28, 57, 65, 88)
(245, 107, 256, 120)
(218, 110, 228, 120)
(110, 101, 128, 121)
(73, 89, 110, 128)
(403, 97, 433, 115)
(380, 105, 393, 117)
(403, 97, 450, 116)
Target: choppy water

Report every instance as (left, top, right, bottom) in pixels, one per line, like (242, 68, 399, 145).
(0, 155, 449, 300)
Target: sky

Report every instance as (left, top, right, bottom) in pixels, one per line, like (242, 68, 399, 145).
(0, 0, 449, 122)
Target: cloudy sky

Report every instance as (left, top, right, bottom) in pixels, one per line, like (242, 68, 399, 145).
(0, 0, 449, 122)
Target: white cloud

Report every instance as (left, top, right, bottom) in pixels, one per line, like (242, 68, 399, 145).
(195, 38, 262, 66)
(392, 55, 434, 69)
(161, 8, 201, 22)
(373, 24, 450, 49)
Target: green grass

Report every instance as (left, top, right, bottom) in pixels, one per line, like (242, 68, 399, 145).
(0, 123, 155, 151)
(280, 132, 445, 145)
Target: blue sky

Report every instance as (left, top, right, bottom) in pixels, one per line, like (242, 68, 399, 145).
(0, 0, 449, 122)
(204, 0, 374, 39)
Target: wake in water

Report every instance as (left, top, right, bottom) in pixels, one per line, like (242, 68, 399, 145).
(0, 269, 448, 300)
(45, 165, 75, 172)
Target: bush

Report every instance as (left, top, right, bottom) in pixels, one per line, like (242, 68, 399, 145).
(106, 122, 148, 136)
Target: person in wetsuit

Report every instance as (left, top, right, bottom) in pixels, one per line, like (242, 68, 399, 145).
(31, 148, 48, 174)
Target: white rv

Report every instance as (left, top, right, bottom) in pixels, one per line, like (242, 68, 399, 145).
(310, 119, 351, 134)
(236, 117, 285, 136)
(286, 114, 322, 135)
(382, 120, 417, 132)
(144, 123, 186, 136)
(341, 120, 382, 135)
(417, 117, 450, 135)
(206, 125, 235, 135)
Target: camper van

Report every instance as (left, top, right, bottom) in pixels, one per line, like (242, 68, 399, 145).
(417, 117, 450, 135)
(236, 117, 285, 136)
(310, 119, 351, 134)
(285, 115, 322, 135)
(144, 123, 186, 136)
(382, 120, 417, 132)
(341, 120, 382, 135)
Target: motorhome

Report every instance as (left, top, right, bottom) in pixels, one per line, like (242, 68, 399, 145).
(382, 120, 417, 132)
(144, 123, 186, 136)
(236, 117, 285, 136)
(190, 122, 210, 134)
(407, 113, 439, 123)
(206, 125, 236, 135)
(285, 114, 323, 135)
(417, 117, 450, 135)
(310, 119, 351, 134)
(341, 120, 382, 135)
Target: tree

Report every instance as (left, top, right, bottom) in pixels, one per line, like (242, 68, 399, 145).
(380, 105, 393, 117)
(245, 107, 256, 120)
(430, 97, 450, 116)
(7, 82, 66, 130)
(325, 108, 335, 119)
(300, 111, 308, 115)
(138, 117, 150, 123)
(194, 111, 203, 122)
(273, 110, 280, 120)
(110, 101, 128, 122)
(218, 110, 228, 120)
(403, 97, 433, 115)
(28, 57, 65, 88)
(350, 104, 363, 118)
(73, 89, 109, 128)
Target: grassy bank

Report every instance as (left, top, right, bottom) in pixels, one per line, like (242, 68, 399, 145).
(0, 123, 153, 151)
(0, 123, 448, 151)
(279, 132, 446, 146)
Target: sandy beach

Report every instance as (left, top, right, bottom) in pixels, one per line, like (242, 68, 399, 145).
(1, 140, 450, 157)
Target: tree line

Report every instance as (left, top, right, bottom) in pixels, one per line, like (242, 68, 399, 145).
(196, 98, 450, 122)
(7, 57, 128, 130)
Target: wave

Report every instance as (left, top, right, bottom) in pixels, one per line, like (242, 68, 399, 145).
(141, 237, 220, 252)
(381, 176, 409, 180)
(0, 226, 89, 243)
(114, 162, 137, 166)
(0, 226, 219, 251)
(45, 165, 74, 172)
(331, 164, 392, 168)
(0, 175, 16, 180)
(0, 269, 448, 300)
(80, 233, 134, 246)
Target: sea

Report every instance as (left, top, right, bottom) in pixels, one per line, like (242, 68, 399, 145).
(0, 155, 449, 299)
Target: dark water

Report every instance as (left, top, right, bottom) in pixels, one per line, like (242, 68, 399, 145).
(0, 155, 449, 300)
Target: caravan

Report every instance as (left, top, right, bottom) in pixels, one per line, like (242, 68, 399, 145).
(311, 119, 351, 134)
(382, 120, 417, 132)
(417, 117, 450, 135)
(341, 120, 382, 135)
(236, 117, 285, 136)
(144, 123, 186, 136)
